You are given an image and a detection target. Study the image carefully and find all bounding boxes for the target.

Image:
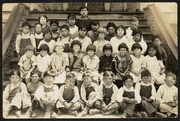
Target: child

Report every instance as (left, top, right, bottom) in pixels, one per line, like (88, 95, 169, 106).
(135, 69, 167, 118)
(67, 14, 79, 39)
(74, 26, 92, 52)
(152, 35, 168, 66)
(110, 25, 131, 53)
(16, 22, 36, 57)
(87, 20, 100, 43)
(130, 43, 146, 83)
(83, 44, 100, 85)
(145, 44, 166, 88)
(105, 22, 117, 41)
(99, 44, 115, 74)
(36, 44, 52, 74)
(51, 42, 69, 87)
(75, 5, 92, 31)
(34, 23, 43, 51)
(38, 15, 50, 33)
(79, 72, 99, 116)
(113, 43, 133, 88)
(18, 45, 37, 84)
(34, 71, 59, 118)
(50, 20, 60, 42)
(38, 29, 56, 54)
(57, 24, 73, 52)
(56, 73, 81, 116)
(116, 75, 141, 118)
(156, 72, 178, 118)
(132, 29, 147, 55)
(93, 27, 110, 53)
(94, 71, 119, 115)
(3, 70, 31, 118)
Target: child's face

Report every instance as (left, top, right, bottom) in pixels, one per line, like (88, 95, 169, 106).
(108, 27, 115, 35)
(133, 48, 141, 55)
(73, 44, 81, 52)
(153, 38, 162, 47)
(79, 30, 87, 37)
(87, 50, 95, 57)
(51, 23, 58, 31)
(133, 34, 141, 42)
(98, 32, 105, 40)
(80, 8, 88, 17)
(55, 46, 64, 54)
(104, 49, 112, 56)
(44, 32, 52, 40)
(117, 28, 125, 37)
(124, 78, 133, 88)
(66, 77, 75, 88)
(141, 76, 151, 84)
(10, 74, 20, 85)
(103, 75, 113, 86)
(31, 73, 40, 83)
(84, 77, 92, 87)
(22, 26, 30, 34)
(43, 76, 54, 86)
(40, 50, 48, 57)
(35, 24, 42, 34)
(91, 24, 99, 31)
(39, 16, 47, 25)
(61, 28, 69, 37)
(68, 18, 76, 26)
(130, 21, 138, 30)
(119, 48, 128, 56)
(148, 47, 156, 57)
(26, 50, 34, 58)
(165, 76, 175, 87)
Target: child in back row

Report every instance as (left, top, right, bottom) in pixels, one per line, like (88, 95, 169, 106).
(34, 23, 43, 51)
(105, 22, 117, 41)
(50, 20, 59, 42)
(39, 15, 50, 33)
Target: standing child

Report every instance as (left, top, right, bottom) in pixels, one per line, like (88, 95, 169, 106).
(145, 44, 166, 88)
(156, 72, 178, 118)
(93, 27, 110, 53)
(67, 14, 79, 39)
(83, 44, 100, 85)
(34, 71, 59, 118)
(105, 22, 117, 41)
(18, 45, 37, 84)
(74, 26, 92, 52)
(51, 42, 69, 88)
(50, 20, 60, 42)
(16, 22, 36, 57)
(130, 43, 146, 83)
(116, 75, 141, 118)
(57, 24, 73, 52)
(38, 15, 50, 33)
(113, 43, 133, 88)
(135, 69, 167, 118)
(34, 23, 43, 51)
(3, 70, 31, 118)
(87, 20, 100, 43)
(56, 73, 81, 116)
(38, 29, 56, 54)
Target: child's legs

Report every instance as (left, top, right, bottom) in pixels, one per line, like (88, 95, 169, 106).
(88, 91, 97, 101)
(119, 102, 128, 114)
(151, 100, 160, 110)
(94, 100, 102, 110)
(141, 100, 157, 116)
(124, 102, 136, 117)
(11, 93, 22, 109)
(21, 93, 32, 109)
(159, 103, 177, 115)
(69, 102, 81, 111)
(3, 101, 11, 117)
(105, 102, 119, 114)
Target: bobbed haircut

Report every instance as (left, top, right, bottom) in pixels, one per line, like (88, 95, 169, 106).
(67, 14, 76, 20)
(8, 69, 21, 78)
(30, 69, 42, 78)
(103, 71, 115, 78)
(118, 43, 129, 52)
(38, 15, 48, 22)
(22, 22, 31, 28)
(147, 44, 162, 60)
(50, 20, 59, 26)
(116, 25, 126, 35)
(25, 45, 35, 52)
(43, 29, 52, 37)
(122, 75, 133, 83)
(131, 43, 142, 51)
(70, 40, 82, 50)
(60, 24, 69, 31)
(141, 69, 151, 78)
(39, 44, 50, 53)
(103, 43, 113, 52)
(79, 5, 88, 11)
(152, 35, 162, 42)
(86, 44, 96, 52)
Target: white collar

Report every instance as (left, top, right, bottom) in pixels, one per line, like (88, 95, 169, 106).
(140, 81, 151, 86)
(123, 86, 134, 92)
(103, 83, 114, 88)
(44, 84, 54, 88)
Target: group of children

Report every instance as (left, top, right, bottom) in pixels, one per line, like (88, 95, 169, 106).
(3, 5, 177, 118)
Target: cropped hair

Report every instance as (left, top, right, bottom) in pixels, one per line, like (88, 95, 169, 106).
(39, 44, 50, 53)
(147, 44, 162, 60)
(67, 14, 76, 20)
(22, 22, 31, 28)
(130, 16, 139, 22)
(66, 72, 76, 79)
(131, 43, 143, 51)
(8, 69, 21, 78)
(38, 15, 48, 22)
(106, 22, 117, 30)
(25, 45, 35, 52)
(103, 71, 115, 78)
(118, 43, 129, 52)
(79, 5, 88, 11)
(43, 29, 52, 37)
(103, 43, 113, 52)
(97, 27, 107, 36)
(132, 29, 142, 38)
(141, 69, 151, 78)
(78, 25, 87, 31)
(152, 35, 162, 42)
(116, 25, 126, 35)
(50, 20, 59, 26)
(91, 20, 100, 26)
(70, 40, 82, 50)
(30, 69, 42, 78)
(122, 75, 133, 83)
(166, 72, 176, 81)
(86, 44, 96, 52)
(34, 23, 42, 27)
(82, 71, 93, 78)
(60, 24, 69, 31)
(43, 70, 55, 78)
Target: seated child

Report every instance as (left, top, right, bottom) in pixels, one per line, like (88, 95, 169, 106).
(67, 14, 79, 39)
(34, 71, 59, 118)
(36, 44, 52, 74)
(18, 45, 37, 84)
(156, 72, 178, 118)
(57, 24, 73, 52)
(34, 23, 43, 51)
(130, 43, 146, 83)
(3, 70, 31, 118)
(16, 22, 36, 57)
(93, 71, 119, 115)
(38, 15, 50, 33)
(56, 73, 81, 116)
(93, 27, 110, 53)
(83, 44, 100, 85)
(113, 43, 133, 88)
(135, 69, 167, 118)
(51, 42, 69, 88)
(50, 20, 60, 42)
(74, 25, 92, 52)
(38, 29, 56, 54)
(105, 22, 117, 41)
(79, 72, 99, 116)
(116, 75, 141, 118)
(87, 20, 100, 43)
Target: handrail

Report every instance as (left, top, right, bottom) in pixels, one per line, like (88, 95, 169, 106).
(2, 3, 27, 59)
(145, 4, 177, 59)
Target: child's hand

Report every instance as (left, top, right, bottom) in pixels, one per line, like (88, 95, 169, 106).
(128, 99, 137, 103)
(122, 97, 130, 102)
(159, 71, 163, 75)
(146, 98, 153, 103)
(65, 103, 72, 109)
(142, 96, 148, 101)
(171, 101, 178, 107)
(66, 68, 70, 72)
(102, 103, 107, 111)
(41, 97, 50, 105)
